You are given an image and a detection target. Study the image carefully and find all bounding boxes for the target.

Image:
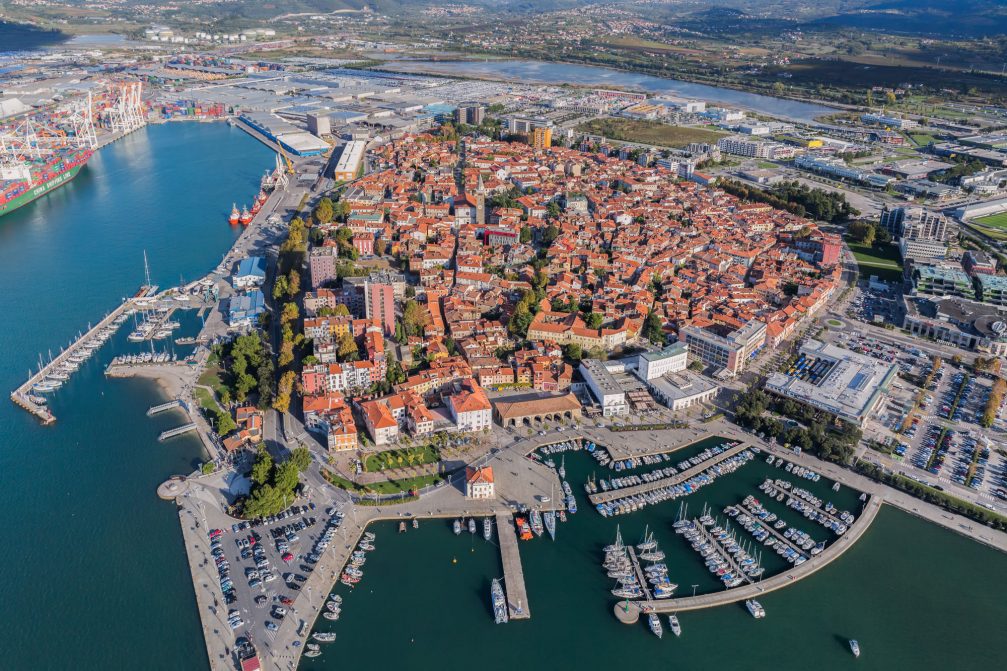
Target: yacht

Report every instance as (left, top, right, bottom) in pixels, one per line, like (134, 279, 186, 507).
(530, 509, 544, 536)
(668, 615, 682, 637)
(543, 510, 556, 540)
(453, 519, 462, 535)
(491, 578, 508, 624)
(412, 518, 419, 529)
(745, 600, 766, 619)
(468, 518, 477, 534)
(304, 650, 321, 658)
(312, 632, 336, 642)
(483, 518, 493, 542)
(849, 640, 860, 658)
(647, 612, 663, 638)
(323, 611, 340, 621)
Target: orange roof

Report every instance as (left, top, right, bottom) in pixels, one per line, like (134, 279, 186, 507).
(466, 466, 494, 484)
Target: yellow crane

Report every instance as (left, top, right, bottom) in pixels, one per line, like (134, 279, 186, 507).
(277, 144, 295, 174)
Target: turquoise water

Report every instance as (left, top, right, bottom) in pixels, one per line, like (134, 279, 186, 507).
(303, 443, 1007, 670)
(0, 122, 272, 670)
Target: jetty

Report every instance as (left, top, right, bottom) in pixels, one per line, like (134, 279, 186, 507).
(625, 546, 653, 601)
(737, 501, 809, 558)
(496, 512, 531, 619)
(147, 400, 183, 416)
(615, 495, 882, 622)
(159, 423, 197, 441)
(692, 517, 753, 586)
(9, 290, 143, 423)
(589, 442, 749, 506)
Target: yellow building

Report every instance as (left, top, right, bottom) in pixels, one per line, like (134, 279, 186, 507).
(531, 127, 552, 149)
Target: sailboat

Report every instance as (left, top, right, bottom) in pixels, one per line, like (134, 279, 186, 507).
(558, 455, 566, 479)
(544, 510, 556, 541)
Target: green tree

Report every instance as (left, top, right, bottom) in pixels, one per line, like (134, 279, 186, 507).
(290, 446, 312, 472)
(337, 331, 359, 361)
(585, 312, 604, 330)
(644, 310, 665, 345)
(520, 226, 532, 244)
(314, 197, 334, 224)
(563, 343, 583, 362)
(251, 446, 273, 486)
(402, 300, 431, 336)
(272, 275, 289, 301)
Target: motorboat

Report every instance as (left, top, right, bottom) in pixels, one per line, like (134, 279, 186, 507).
(468, 518, 476, 534)
(668, 614, 682, 637)
(745, 600, 766, 619)
(453, 519, 462, 535)
(850, 639, 860, 658)
(323, 611, 340, 621)
(312, 632, 336, 642)
(491, 578, 508, 624)
(483, 518, 492, 542)
(648, 612, 663, 638)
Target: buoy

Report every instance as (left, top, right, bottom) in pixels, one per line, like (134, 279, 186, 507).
(452, 557, 457, 564)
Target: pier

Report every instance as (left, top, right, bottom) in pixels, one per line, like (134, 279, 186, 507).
(496, 512, 531, 619)
(615, 495, 883, 622)
(147, 400, 182, 416)
(9, 292, 139, 423)
(625, 546, 653, 601)
(159, 423, 197, 441)
(691, 518, 753, 586)
(589, 442, 750, 506)
(736, 501, 809, 559)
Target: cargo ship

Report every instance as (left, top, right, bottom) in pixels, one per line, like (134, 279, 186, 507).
(1, 147, 92, 218)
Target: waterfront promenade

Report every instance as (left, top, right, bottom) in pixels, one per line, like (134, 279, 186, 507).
(496, 511, 531, 619)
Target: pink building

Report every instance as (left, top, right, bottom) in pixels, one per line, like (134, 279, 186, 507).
(353, 234, 374, 257)
(364, 282, 395, 337)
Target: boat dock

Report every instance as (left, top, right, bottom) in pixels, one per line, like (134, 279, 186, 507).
(615, 495, 883, 622)
(692, 517, 753, 586)
(9, 292, 140, 423)
(589, 442, 749, 506)
(159, 423, 197, 441)
(737, 501, 808, 559)
(148, 400, 183, 416)
(496, 512, 531, 620)
(625, 546, 653, 601)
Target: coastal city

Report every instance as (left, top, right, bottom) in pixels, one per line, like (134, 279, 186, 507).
(2, 1, 1007, 670)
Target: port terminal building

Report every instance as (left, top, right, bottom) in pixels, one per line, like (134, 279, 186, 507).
(238, 112, 329, 156)
(765, 340, 898, 427)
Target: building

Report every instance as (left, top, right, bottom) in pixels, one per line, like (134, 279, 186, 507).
(363, 282, 395, 336)
(899, 237, 948, 264)
(637, 342, 689, 381)
(309, 247, 338, 289)
(334, 140, 367, 181)
(765, 339, 897, 426)
(579, 359, 628, 416)
(716, 136, 771, 159)
(680, 320, 766, 376)
(359, 398, 399, 445)
(228, 290, 265, 327)
(508, 116, 551, 136)
(976, 273, 1007, 306)
(912, 265, 973, 298)
(861, 112, 918, 130)
(491, 392, 582, 427)
(465, 466, 495, 499)
(531, 126, 552, 149)
(233, 256, 267, 289)
(794, 155, 893, 189)
(447, 380, 493, 432)
(879, 206, 947, 241)
(306, 113, 330, 138)
(963, 250, 997, 277)
(455, 103, 485, 126)
(902, 295, 1007, 355)
(646, 370, 719, 411)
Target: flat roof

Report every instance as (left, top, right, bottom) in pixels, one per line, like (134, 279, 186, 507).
(765, 339, 897, 425)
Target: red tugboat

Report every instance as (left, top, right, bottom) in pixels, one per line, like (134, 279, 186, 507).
(228, 203, 240, 225)
(239, 205, 253, 226)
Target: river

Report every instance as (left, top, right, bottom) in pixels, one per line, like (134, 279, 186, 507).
(381, 59, 836, 123)
(0, 122, 272, 671)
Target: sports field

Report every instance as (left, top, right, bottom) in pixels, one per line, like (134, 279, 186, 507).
(846, 239, 903, 282)
(975, 212, 1007, 230)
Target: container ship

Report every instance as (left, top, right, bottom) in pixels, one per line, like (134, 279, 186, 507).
(1, 147, 93, 218)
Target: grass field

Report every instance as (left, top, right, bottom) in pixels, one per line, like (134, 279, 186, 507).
(908, 133, 938, 147)
(964, 220, 1007, 242)
(975, 212, 1007, 230)
(575, 118, 726, 149)
(846, 239, 904, 282)
(363, 444, 440, 473)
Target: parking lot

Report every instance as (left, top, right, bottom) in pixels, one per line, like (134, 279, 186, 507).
(836, 330, 1007, 507)
(846, 284, 902, 325)
(205, 501, 349, 652)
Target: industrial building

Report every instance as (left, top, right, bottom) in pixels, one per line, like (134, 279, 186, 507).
(228, 290, 266, 327)
(765, 340, 897, 427)
(238, 112, 329, 156)
(333, 140, 367, 181)
(232, 256, 267, 289)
